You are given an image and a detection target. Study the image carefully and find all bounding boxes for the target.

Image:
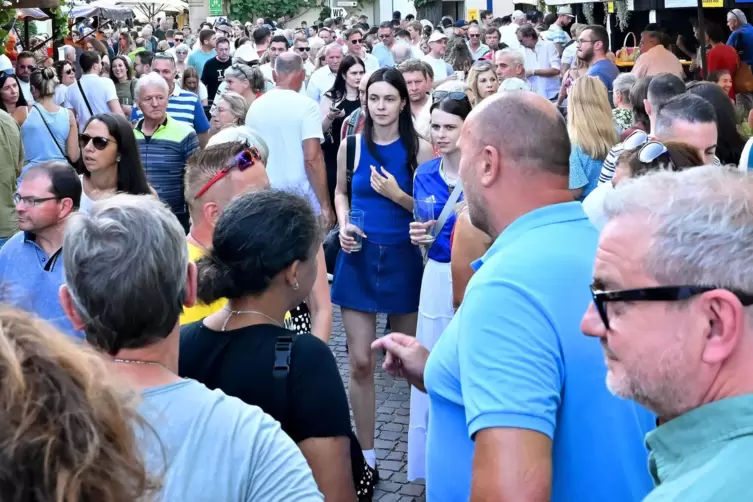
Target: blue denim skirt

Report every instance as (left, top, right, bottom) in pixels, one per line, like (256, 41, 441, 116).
(331, 239, 423, 314)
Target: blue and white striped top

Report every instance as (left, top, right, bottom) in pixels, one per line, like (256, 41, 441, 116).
(130, 85, 210, 134)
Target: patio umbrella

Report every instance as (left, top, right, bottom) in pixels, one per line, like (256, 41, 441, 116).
(115, 0, 188, 21)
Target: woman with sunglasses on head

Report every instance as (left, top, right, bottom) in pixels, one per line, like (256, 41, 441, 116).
(407, 91, 472, 482)
(466, 61, 498, 106)
(0, 71, 28, 125)
(115, 31, 134, 57)
(20, 68, 79, 176)
(583, 138, 705, 229)
(109, 55, 134, 117)
(53, 60, 76, 106)
(568, 76, 618, 200)
(321, 55, 365, 208)
(217, 63, 265, 106)
(179, 67, 208, 106)
(332, 68, 434, 479)
(79, 113, 152, 212)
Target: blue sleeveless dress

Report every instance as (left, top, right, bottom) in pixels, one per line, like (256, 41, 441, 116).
(330, 136, 423, 314)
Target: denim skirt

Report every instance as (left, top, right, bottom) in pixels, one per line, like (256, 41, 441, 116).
(331, 239, 423, 314)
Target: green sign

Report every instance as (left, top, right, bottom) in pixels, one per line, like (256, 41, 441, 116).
(209, 0, 223, 16)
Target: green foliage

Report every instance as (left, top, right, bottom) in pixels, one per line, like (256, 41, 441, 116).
(230, 0, 324, 22)
(0, 8, 14, 55)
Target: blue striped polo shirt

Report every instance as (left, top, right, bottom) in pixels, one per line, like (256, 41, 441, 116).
(133, 116, 200, 217)
(131, 85, 210, 134)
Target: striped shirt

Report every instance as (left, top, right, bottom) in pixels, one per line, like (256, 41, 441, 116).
(131, 85, 210, 134)
(133, 116, 199, 217)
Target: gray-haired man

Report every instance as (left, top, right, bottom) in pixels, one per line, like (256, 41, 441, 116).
(59, 193, 324, 501)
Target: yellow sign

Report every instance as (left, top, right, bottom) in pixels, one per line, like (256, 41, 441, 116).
(702, 0, 723, 7)
(467, 8, 479, 22)
(607, 2, 614, 13)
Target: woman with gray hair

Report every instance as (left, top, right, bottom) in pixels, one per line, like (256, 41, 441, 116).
(218, 63, 265, 105)
(612, 73, 637, 135)
(209, 91, 249, 135)
(174, 43, 190, 75)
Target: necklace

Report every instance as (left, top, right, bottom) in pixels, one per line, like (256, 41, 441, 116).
(222, 306, 283, 331)
(439, 158, 459, 188)
(113, 358, 172, 372)
(187, 231, 210, 253)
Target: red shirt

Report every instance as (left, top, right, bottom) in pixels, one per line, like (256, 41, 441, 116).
(707, 44, 739, 98)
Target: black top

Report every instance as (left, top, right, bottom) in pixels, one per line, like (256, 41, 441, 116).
(323, 97, 361, 208)
(200, 57, 233, 104)
(179, 321, 355, 448)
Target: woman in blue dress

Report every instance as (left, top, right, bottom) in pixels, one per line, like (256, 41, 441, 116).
(331, 68, 434, 478)
(407, 91, 471, 482)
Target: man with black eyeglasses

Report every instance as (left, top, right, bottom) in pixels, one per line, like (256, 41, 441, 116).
(468, 24, 490, 60)
(15, 51, 36, 103)
(344, 28, 379, 72)
(371, 21, 397, 68)
(293, 37, 316, 78)
(581, 166, 753, 501)
(0, 161, 82, 338)
(201, 36, 233, 105)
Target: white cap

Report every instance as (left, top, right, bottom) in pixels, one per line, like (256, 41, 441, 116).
(0, 55, 12, 74)
(233, 43, 260, 64)
(512, 10, 525, 19)
(420, 19, 433, 30)
(428, 31, 448, 43)
(557, 7, 575, 17)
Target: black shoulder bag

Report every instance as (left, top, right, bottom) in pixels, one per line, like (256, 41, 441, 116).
(77, 78, 95, 117)
(324, 134, 357, 274)
(34, 105, 85, 173)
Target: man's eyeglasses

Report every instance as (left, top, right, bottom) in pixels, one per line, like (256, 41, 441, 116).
(349, 38, 363, 44)
(576, 39, 596, 45)
(79, 134, 116, 151)
(18, 65, 36, 71)
(378, 34, 392, 39)
(194, 148, 262, 199)
(13, 194, 60, 207)
(469, 34, 481, 38)
(297, 46, 311, 51)
(433, 90, 467, 101)
(590, 285, 753, 330)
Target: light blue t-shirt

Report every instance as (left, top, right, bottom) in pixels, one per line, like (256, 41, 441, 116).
(187, 49, 216, 79)
(137, 379, 323, 501)
(569, 145, 604, 200)
(0, 231, 82, 339)
(371, 42, 395, 68)
(423, 202, 655, 502)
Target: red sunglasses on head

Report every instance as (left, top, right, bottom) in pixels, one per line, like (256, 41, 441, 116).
(194, 148, 261, 199)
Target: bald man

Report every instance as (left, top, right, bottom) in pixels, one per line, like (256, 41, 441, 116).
(374, 92, 654, 501)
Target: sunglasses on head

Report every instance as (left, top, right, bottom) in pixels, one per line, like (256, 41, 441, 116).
(637, 141, 673, 167)
(433, 90, 467, 101)
(79, 133, 115, 151)
(194, 148, 262, 199)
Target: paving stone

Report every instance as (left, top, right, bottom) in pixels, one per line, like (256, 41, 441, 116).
(328, 307, 424, 499)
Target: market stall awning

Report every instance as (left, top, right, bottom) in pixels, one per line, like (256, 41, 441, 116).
(69, 1, 135, 21)
(16, 8, 50, 20)
(115, 0, 188, 19)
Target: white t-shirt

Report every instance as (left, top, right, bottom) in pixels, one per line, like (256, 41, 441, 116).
(19, 79, 34, 103)
(65, 73, 118, 129)
(306, 66, 336, 103)
(245, 88, 324, 213)
(422, 53, 449, 80)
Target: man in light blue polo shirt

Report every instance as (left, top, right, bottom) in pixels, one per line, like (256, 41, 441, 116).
(0, 161, 82, 339)
(374, 92, 654, 501)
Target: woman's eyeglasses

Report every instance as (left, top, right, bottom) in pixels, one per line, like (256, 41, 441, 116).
(79, 134, 116, 151)
(432, 91, 467, 101)
(63, 69, 74, 75)
(194, 148, 262, 199)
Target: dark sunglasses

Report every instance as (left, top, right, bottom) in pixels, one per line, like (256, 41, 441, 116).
(195, 148, 262, 199)
(469, 34, 481, 38)
(297, 46, 311, 51)
(63, 68, 74, 75)
(350, 38, 363, 44)
(18, 64, 36, 71)
(590, 285, 753, 330)
(433, 91, 467, 101)
(79, 134, 116, 151)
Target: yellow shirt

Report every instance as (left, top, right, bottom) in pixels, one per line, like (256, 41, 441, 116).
(179, 241, 226, 325)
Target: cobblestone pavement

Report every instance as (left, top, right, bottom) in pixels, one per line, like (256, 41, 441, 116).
(328, 307, 426, 502)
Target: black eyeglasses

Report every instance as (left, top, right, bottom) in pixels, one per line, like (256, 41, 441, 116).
(469, 34, 481, 38)
(350, 38, 363, 44)
(18, 64, 36, 71)
(13, 193, 60, 207)
(590, 285, 753, 330)
(297, 46, 311, 51)
(433, 90, 467, 101)
(79, 134, 116, 151)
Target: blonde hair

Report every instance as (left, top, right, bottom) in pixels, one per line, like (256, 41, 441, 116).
(216, 91, 249, 126)
(568, 76, 618, 160)
(0, 307, 161, 501)
(467, 61, 498, 106)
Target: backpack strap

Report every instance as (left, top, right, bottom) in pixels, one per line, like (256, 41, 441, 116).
(272, 332, 298, 428)
(346, 134, 356, 204)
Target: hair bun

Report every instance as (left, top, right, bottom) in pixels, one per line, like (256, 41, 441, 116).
(42, 67, 56, 80)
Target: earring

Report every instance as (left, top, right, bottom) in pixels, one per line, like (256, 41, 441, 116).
(293, 282, 299, 291)
(117, 155, 122, 162)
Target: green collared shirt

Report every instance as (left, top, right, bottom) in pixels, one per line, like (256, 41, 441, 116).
(644, 394, 753, 501)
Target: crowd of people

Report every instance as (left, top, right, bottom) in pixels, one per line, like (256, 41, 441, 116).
(0, 6, 752, 502)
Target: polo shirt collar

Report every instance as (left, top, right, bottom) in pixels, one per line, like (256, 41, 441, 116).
(135, 116, 169, 133)
(472, 201, 587, 272)
(171, 84, 182, 97)
(645, 394, 753, 484)
(22, 231, 63, 272)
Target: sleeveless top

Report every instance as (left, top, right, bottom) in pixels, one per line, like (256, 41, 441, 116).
(78, 175, 95, 214)
(351, 135, 413, 245)
(22, 105, 69, 169)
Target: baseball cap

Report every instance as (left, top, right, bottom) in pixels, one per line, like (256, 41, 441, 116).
(428, 31, 448, 43)
(512, 10, 525, 19)
(233, 43, 260, 64)
(556, 7, 575, 17)
(455, 19, 468, 28)
(0, 55, 13, 74)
